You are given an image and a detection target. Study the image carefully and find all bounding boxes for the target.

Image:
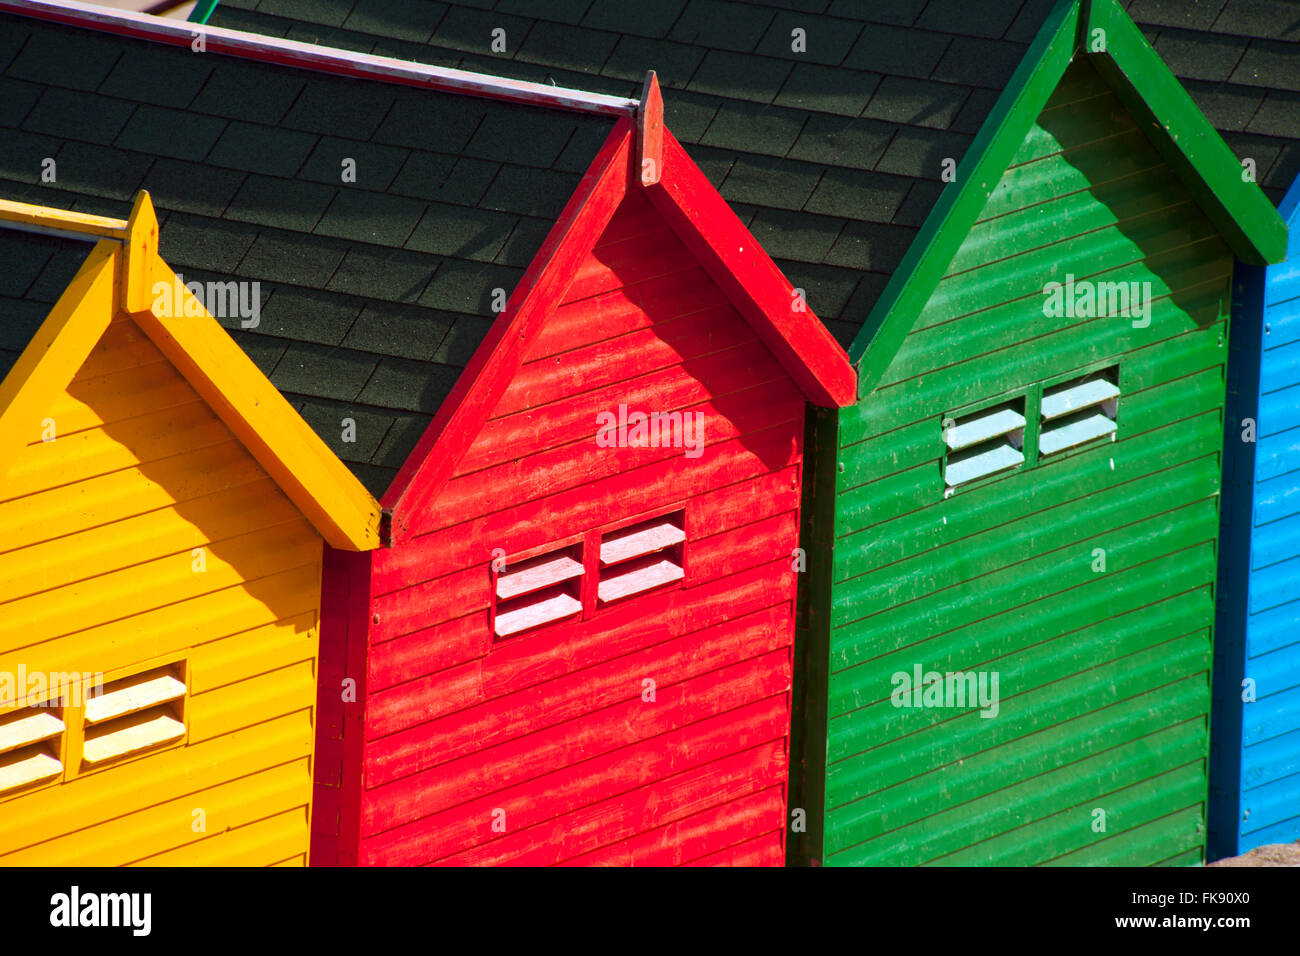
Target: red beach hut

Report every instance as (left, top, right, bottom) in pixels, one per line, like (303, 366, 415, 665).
(314, 85, 856, 866)
(0, 0, 852, 865)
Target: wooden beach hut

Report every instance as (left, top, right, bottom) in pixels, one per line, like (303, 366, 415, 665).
(0, 2, 854, 866)
(0, 192, 380, 865)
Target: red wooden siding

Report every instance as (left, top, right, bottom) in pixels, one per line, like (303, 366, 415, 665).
(310, 547, 369, 866)
(350, 192, 808, 865)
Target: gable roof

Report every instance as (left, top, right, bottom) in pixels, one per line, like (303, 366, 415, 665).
(853, 0, 1288, 392)
(205, 0, 1298, 352)
(383, 113, 855, 539)
(0, 5, 622, 497)
(0, 191, 382, 550)
(0, 2, 851, 521)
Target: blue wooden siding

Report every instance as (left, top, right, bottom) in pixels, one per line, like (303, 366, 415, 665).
(1212, 173, 1300, 860)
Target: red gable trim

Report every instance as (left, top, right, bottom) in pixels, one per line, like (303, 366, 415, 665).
(382, 121, 856, 543)
(645, 131, 856, 410)
(380, 118, 635, 540)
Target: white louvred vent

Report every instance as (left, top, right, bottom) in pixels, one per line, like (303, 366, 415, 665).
(944, 405, 1025, 451)
(82, 664, 186, 765)
(1041, 376, 1119, 420)
(597, 511, 685, 606)
(598, 554, 685, 603)
(0, 704, 65, 794)
(494, 587, 583, 638)
(1040, 369, 1119, 456)
(493, 544, 584, 638)
(943, 402, 1025, 490)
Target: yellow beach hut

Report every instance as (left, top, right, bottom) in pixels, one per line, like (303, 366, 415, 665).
(0, 191, 380, 866)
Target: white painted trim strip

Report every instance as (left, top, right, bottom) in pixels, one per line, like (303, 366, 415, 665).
(0, 0, 640, 117)
(0, 197, 128, 243)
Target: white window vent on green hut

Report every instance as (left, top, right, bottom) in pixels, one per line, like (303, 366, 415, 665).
(1039, 370, 1119, 457)
(943, 401, 1026, 491)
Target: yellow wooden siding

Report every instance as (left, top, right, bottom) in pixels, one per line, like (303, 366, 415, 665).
(0, 315, 322, 865)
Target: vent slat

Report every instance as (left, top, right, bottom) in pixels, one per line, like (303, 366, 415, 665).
(1041, 378, 1120, 420)
(1039, 413, 1117, 455)
(944, 444, 1024, 487)
(494, 591, 582, 638)
(0, 749, 61, 793)
(945, 407, 1025, 451)
(0, 711, 65, 756)
(85, 673, 186, 725)
(597, 555, 685, 604)
(496, 552, 584, 600)
(600, 519, 685, 566)
(83, 712, 185, 765)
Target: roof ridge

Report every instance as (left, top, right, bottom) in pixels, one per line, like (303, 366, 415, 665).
(0, 0, 640, 117)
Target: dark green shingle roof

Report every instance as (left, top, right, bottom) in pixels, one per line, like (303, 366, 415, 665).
(1121, 0, 1300, 202)
(2, 1, 1294, 495)
(0, 230, 91, 384)
(0, 12, 615, 496)
(210, 0, 1299, 351)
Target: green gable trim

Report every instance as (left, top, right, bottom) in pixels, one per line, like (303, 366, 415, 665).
(849, 0, 1288, 399)
(189, 1, 220, 25)
(1085, 0, 1287, 268)
(848, 0, 1080, 390)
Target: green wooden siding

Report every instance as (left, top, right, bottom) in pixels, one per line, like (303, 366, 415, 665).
(818, 59, 1230, 867)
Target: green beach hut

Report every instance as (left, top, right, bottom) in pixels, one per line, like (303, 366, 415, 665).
(791, 0, 1288, 866)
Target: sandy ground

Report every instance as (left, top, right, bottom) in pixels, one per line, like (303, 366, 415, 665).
(1208, 842, 1300, 867)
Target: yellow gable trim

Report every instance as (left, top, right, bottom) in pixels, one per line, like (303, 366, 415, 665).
(0, 240, 117, 482)
(132, 252, 381, 551)
(0, 192, 381, 552)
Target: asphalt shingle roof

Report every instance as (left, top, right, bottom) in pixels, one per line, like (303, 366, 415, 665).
(0, 12, 615, 496)
(1121, 0, 1300, 203)
(208, 0, 1299, 350)
(1, 1, 1295, 496)
(0, 231, 90, 384)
